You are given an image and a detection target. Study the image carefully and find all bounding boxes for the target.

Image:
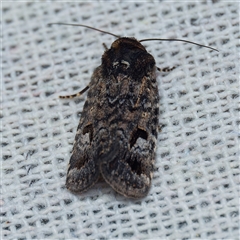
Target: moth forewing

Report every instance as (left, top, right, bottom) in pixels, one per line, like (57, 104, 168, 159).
(66, 37, 159, 198)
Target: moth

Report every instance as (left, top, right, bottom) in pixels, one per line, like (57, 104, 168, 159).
(49, 23, 218, 198)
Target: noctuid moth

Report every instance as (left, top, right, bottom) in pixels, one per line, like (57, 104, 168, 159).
(49, 23, 218, 198)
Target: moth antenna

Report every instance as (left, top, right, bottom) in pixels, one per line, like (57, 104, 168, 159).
(48, 22, 121, 38)
(139, 38, 218, 52)
(48, 23, 218, 52)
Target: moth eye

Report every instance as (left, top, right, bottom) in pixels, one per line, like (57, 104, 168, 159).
(129, 128, 148, 148)
(83, 124, 94, 143)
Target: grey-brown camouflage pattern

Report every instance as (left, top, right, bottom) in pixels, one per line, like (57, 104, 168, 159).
(65, 37, 159, 198)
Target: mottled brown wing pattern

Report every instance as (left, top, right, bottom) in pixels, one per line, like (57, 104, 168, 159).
(98, 72, 159, 198)
(66, 37, 159, 198)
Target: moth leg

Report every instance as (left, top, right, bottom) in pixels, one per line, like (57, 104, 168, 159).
(158, 124, 162, 132)
(102, 43, 108, 50)
(157, 66, 175, 72)
(59, 85, 89, 99)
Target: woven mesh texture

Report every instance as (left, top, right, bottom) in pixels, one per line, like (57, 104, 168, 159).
(2, 1, 239, 239)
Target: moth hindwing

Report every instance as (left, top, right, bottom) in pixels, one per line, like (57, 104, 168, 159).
(65, 37, 159, 198)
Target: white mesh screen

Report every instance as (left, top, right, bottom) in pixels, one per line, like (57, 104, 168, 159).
(2, 2, 239, 239)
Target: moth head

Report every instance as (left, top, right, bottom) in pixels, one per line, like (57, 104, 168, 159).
(110, 37, 147, 52)
(101, 37, 155, 78)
